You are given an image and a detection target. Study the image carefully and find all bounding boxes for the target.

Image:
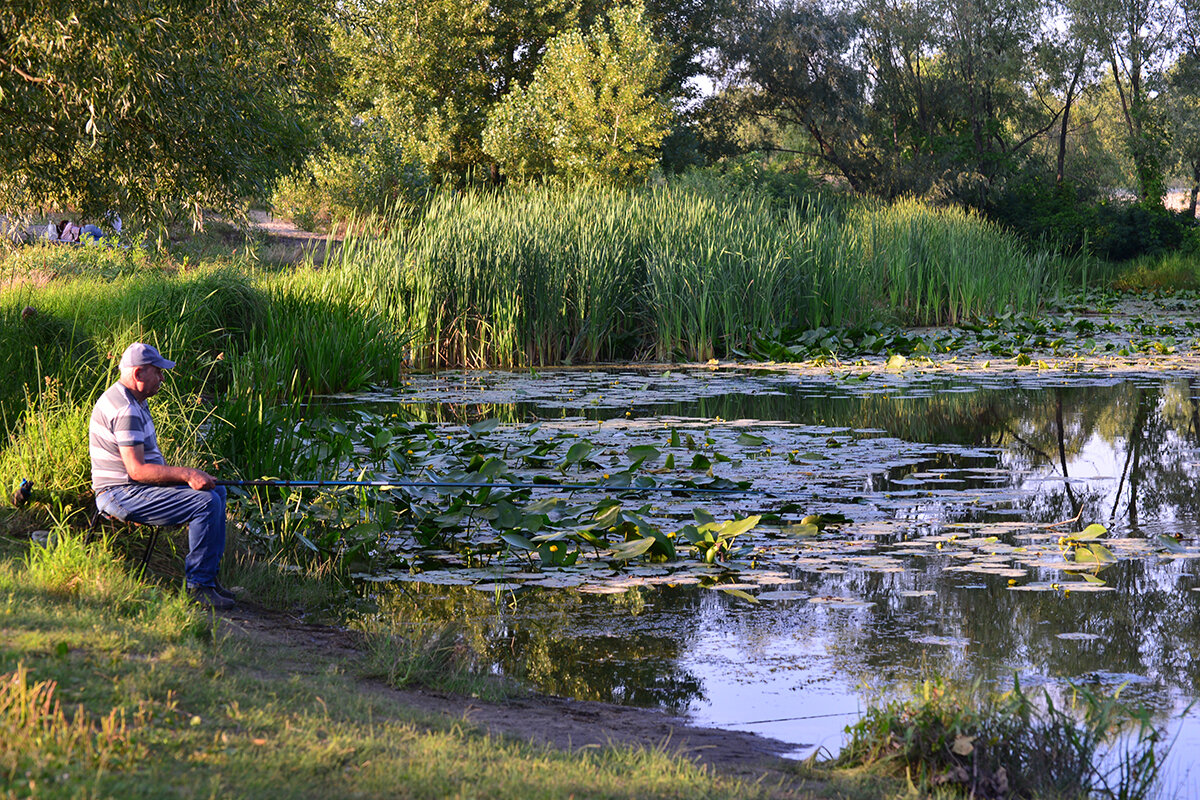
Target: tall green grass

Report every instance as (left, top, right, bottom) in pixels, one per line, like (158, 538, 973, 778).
(338, 185, 1077, 367)
(0, 260, 411, 499)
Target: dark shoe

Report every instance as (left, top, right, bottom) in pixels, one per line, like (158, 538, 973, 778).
(188, 584, 235, 610)
(212, 581, 237, 602)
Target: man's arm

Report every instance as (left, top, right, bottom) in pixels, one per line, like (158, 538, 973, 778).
(118, 444, 216, 490)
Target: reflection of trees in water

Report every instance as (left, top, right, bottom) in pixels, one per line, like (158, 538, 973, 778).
(374, 583, 705, 712)
(821, 560, 1200, 715)
(997, 380, 1200, 532)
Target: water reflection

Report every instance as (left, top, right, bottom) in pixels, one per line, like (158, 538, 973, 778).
(351, 370, 1200, 779)
(373, 583, 706, 712)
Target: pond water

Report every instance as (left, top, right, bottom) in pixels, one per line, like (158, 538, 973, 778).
(330, 367, 1200, 790)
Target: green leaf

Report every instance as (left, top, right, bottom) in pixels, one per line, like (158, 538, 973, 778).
(718, 587, 760, 604)
(1074, 543, 1115, 564)
(469, 418, 500, 436)
(718, 514, 762, 539)
(1157, 535, 1187, 553)
(523, 497, 561, 515)
(610, 537, 655, 560)
(590, 504, 622, 529)
(501, 533, 535, 551)
(736, 432, 767, 446)
(669, 428, 681, 447)
(294, 531, 320, 553)
(1072, 523, 1107, 541)
(1080, 573, 1106, 585)
(782, 522, 819, 538)
(494, 501, 522, 529)
(563, 440, 594, 465)
(627, 445, 661, 463)
(885, 354, 907, 371)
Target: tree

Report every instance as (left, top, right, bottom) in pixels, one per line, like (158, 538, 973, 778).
(333, 0, 726, 182)
(1033, 13, 1097, 185)
(0, 0, 331, 228)
(718, 0, 873, 191)
(1074, 0, 1179, 203)
(1164, 54, 1200, 215)
(483, 2, 671, 185)
(334, 0, 581, 182)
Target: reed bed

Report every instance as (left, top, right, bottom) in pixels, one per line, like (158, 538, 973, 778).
(340, 185, 1073, 367)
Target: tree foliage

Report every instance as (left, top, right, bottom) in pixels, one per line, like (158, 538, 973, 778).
(719, 0, 1064, 199)
(483, 2, 671, 185)
(333, 0, 583, 182)
(331, 0, 730, 183)
(0, 0, 331, 227)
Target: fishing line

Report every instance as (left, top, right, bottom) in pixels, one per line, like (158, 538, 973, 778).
(728, 710, 861, 726)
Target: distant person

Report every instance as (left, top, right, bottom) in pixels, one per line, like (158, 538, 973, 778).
(90, 343, 235, 610)
(45, 221, 59, 242)
(57, 220, 80, 243)
(82, 223, 104, 243)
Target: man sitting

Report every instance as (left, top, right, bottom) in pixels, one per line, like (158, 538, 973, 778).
(89, 343, 235, 609)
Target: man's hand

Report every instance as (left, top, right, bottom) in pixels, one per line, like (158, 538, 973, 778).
(119, 444, 219, 490)
(186, 469, 217, 491)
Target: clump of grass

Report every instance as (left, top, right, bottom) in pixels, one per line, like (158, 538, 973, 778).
(0, 238, 156, 285)
(839, 677, 1169, 799)
(1113, 251, 1200, 291)
(18, 524, 196, 624)
(0, 663, 140, 788)
(220, 549, 348, 614)
(357, 621, 516, 700)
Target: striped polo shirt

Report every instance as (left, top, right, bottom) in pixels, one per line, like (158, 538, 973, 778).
(89, 382, 165, 491)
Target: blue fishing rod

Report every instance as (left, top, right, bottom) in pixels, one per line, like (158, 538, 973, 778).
(216, 478, 761, 495)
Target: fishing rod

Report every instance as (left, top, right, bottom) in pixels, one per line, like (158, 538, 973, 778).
(8, 477, 760, 509)
(217, 478, 762, 495)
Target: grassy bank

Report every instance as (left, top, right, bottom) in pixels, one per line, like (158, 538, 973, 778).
(0, 523, 797, 799)
(0, 256, 411, 504)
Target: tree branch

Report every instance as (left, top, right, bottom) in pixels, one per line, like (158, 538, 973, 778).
(0, 56, 49, 85)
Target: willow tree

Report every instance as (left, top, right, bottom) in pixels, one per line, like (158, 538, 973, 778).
(0, 0, 331, 227)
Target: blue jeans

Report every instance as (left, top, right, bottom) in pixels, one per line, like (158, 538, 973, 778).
(96, 484, 227, 587)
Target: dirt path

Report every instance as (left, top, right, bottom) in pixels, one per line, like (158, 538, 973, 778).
(217, 601, 808, 788)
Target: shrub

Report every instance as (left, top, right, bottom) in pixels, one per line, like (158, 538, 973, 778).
(271, 116, 429, 231)
(987, 176, 1196, 262)
(840, 677, 1169, 800)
